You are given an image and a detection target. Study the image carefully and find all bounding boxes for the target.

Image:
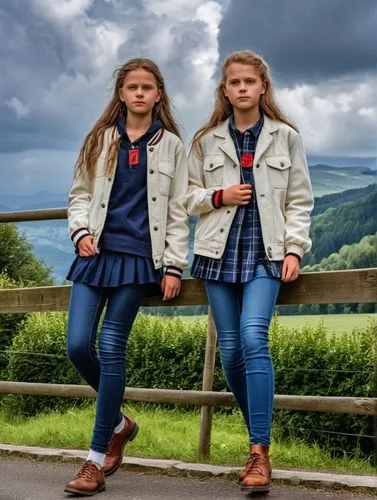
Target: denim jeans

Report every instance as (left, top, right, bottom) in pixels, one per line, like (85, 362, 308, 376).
(66, 282, 147, 453)
(205, 264, 280, 445)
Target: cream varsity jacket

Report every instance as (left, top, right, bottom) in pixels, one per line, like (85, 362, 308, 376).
(68, 127, 189, 274)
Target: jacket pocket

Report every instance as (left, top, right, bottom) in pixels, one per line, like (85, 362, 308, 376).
(196, 209, 226, 243)
(158, 161, 174, 196)
(265, 155, 291, 188)
(203, 155, 224, 187)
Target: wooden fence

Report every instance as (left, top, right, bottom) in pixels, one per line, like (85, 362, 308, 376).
(0, 208, 376, 456)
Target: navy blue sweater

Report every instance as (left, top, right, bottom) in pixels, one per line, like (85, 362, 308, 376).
(100, 117, 162, 257)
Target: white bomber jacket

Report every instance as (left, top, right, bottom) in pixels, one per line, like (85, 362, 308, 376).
(186, 116, 314, 262)
(68, 127, 189, 275)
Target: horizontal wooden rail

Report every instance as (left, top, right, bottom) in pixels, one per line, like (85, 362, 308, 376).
(0, 381, 376, 415)
(0, 208, 67, 223)
(0, 268, 376, 313)
(1, 208, 376, 306)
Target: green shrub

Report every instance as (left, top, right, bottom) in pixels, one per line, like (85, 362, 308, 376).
(270, 318, 376, 458)
(126, 315, 225, 391)
(2, 311, 375, 457)
(2, 313, 84, 415)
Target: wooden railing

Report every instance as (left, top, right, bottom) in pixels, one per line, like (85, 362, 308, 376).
(0, 208, 376, 456)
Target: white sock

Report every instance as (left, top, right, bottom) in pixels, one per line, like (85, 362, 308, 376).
(114, 415, 126, 434)
(87, 450, 105, 468)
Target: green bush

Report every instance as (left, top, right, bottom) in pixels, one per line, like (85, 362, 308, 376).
(2, 312, 376, 457)
(270, 318, 376, 458)
(126, 314, 225, 391)
(2, 312, 84, 415)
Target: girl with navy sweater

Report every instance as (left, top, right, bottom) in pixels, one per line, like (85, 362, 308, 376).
(65, 58, 188, 496)
(187, 51, 313, 494)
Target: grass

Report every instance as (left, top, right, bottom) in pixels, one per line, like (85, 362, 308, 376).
(182, 313, 377, 334)
(274, 313, 377, 333)
(0, 403, 374, 475)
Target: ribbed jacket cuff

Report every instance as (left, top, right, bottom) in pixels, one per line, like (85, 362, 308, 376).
(285, 252, 302, 262)
(211, 189, 223, 209)
(165, 266, 183, 279)
(285, 244, 305, 260)
(71, 227, 91, 247)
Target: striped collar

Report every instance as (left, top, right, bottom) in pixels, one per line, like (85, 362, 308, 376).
(116, 116, 164, 146)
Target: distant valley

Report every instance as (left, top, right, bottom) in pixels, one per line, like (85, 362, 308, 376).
(309, 165, 376, 196)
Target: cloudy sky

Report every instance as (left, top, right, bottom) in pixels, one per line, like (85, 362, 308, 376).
(1, 0, 376, 195)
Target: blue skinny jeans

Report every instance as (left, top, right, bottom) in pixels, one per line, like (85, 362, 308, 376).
(66, 282, 147, 453)
(205, 263, 280, 445)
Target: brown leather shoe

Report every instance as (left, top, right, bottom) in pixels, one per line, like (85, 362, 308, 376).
(238, 463, 248, 483)
(104, 414, 139, 477)
(238, 444, 265, 482)
(238, 450, 251, 482)
(64, 460, 105, 496)
(240, 445, 271, 493)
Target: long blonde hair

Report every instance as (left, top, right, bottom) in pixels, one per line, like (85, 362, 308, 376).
(193, 50, 297, 145)
(75, 58, 181, 178)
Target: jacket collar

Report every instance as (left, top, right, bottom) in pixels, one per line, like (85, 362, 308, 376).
(116, 116, 163, 145)
(110, 126, 164, 145)
(213, 115, 278, 139)
(213, 115, 279, 166)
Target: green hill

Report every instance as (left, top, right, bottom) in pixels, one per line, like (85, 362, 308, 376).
(303, 233, 377, 272)
(312, 183, 376, 217)
(303, 185, 377, 266)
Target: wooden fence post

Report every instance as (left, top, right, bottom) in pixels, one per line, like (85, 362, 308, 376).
(198, 308, 217, 457)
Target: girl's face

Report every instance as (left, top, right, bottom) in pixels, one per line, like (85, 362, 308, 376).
(119, 69, 161, 116)
(223, 63, 266, 112)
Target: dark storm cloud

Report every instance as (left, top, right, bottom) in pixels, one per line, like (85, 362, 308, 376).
(0, 0, 375, 196)
(0, 0, 218, 154)
(0, 0, 223, 195)
(0, 1, 86, 153)
(218, 0, 377, 84)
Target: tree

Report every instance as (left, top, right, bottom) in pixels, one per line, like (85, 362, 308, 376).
(0, 224, 53, 286)
(302, 185, 377, 266)
(302, 233, 377, 273)
(327, 304, 336, 314)
(0, 272, 28, 376)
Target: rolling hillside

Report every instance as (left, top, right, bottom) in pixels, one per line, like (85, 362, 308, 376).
(303, 185, 377, 266)
(312, 183, 376, 217)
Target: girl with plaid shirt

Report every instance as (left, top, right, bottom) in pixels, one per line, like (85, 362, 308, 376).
(187, 50, 313, 494)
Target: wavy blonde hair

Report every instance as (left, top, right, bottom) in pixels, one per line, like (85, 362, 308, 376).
(193, 50, 297, 145)
(75, 58, 181, 178)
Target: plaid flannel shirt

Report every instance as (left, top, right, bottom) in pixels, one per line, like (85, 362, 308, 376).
(191, 114, 282, 282)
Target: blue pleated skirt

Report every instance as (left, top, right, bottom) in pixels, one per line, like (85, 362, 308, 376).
(66, 250, 162, 289)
